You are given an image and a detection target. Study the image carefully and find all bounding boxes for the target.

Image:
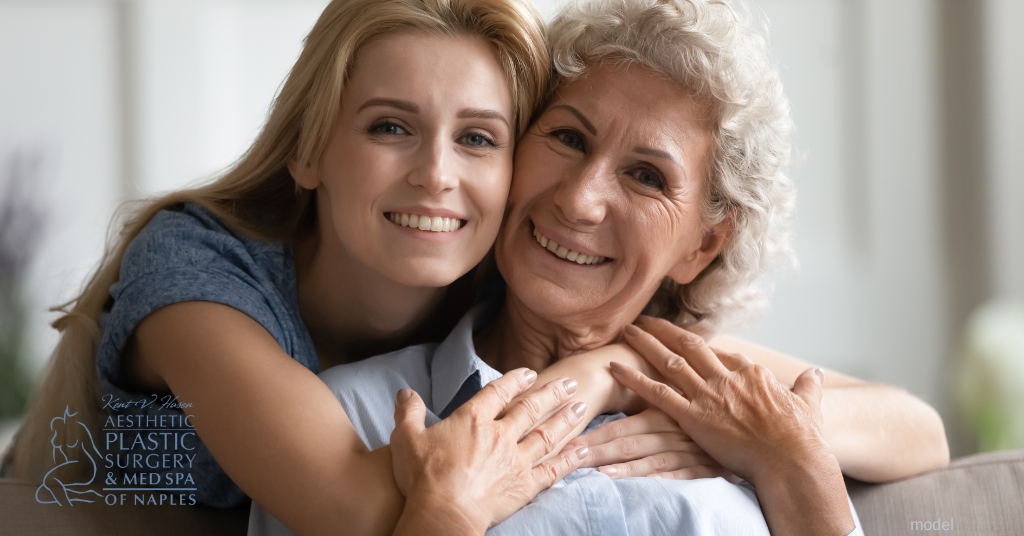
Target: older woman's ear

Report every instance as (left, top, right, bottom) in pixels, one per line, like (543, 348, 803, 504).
(666, 215, 733, 285)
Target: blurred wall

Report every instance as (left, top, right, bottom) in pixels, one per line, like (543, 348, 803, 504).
(0, 0, 1020, 454)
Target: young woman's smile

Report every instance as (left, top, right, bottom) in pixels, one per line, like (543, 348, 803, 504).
(291, 32, 515, 288)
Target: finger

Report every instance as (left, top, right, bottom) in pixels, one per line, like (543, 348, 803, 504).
(635, 316, 729, 378)
(573, 409, 681, 450)
(458, 368, 537, 420)
(622, 326, 702, 396)
(609, 362, 691, 424)
(594, 443, 714, 476)
(792, 367, 824, 409)
(650, 464, 735, 481)
(711, 349, 753, 372)
(500, 377, 577, 438)
(392, 388, 427, 437)
(518, 400, 587, 461)
(530, 445, 588, 493)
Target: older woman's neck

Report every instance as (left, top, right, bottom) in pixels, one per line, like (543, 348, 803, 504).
(474, 291, 629, 374)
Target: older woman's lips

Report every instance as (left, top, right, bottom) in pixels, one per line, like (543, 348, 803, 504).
(533, 228, 607, 265)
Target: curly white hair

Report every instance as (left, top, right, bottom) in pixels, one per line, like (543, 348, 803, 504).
(547, 0, 798, 334)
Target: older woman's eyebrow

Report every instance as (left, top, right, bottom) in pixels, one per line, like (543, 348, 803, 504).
(457, 108, 510, 129)
(550, 105, 597, 135)
(357, 98, 419, 113)
(633, 146, 679, 165)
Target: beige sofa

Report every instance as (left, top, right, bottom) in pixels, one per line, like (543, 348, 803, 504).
(2, 449, 1022, 535)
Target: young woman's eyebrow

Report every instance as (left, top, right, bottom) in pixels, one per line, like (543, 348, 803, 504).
(457, 108, 509, 129)
(357, 98, 419, 113)
(549, 104, 597, 135)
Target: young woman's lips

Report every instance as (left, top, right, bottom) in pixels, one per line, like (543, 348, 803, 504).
(383, 209, 468, 241)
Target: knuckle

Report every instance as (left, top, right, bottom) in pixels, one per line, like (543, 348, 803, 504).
(487, 381, 514, 404)
(517, 397, 542, 422)
(676, 330, 706, 351)
(664, 354, 688, 374)
(651, 382, 676, 403)
(533, 427, 558, 452)
(648, 454, 670, 471)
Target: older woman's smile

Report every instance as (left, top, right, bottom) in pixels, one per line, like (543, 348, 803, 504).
(532, 223, 609, 265)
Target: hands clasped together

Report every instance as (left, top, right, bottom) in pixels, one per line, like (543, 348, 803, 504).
(389, 315, 856, 536)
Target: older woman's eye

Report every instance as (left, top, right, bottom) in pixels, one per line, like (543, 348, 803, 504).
(553, 129, 586, 152)
(459, 132, 497, 148)
(369, 121, 408, 136)
(631, 167, 665, 189)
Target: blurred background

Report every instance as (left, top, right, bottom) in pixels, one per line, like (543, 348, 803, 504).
(0, 0, 1021, 459)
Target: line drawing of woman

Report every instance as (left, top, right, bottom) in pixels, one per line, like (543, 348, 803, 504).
(35, 406, 104, 506)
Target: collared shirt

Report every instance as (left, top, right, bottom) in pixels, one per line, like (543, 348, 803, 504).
(248, 307, 863, 535)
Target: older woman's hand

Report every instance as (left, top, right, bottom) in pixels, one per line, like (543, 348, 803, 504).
(615, 317, 856, 536)
(389, 368, 590, 536)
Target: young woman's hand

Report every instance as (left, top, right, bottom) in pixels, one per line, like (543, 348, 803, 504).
(389, 368, 591, 535)
(566, 407, 735, 481)
(615, 316, 856, 536)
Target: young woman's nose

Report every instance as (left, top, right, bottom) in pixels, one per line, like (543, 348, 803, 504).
(552, 159, 610, 226)
(407, 134, 457, 195)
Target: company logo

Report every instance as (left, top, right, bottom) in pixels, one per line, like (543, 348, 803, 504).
(35, 406, 104, 505)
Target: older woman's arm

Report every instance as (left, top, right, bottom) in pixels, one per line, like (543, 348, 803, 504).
(707, 333, 950, 482)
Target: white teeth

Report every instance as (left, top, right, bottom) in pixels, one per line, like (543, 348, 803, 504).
(533, 227, 607, 265)
(387, 212, 463, 233)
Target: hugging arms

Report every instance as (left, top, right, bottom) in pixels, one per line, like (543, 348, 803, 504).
(10, 0, 947, 535)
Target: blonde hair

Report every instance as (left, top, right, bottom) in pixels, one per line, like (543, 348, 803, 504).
(547, 0, 796, 334)
(8, 0, 548, 482)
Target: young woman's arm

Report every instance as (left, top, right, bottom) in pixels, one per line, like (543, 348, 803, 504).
(128, 301, 585, 536)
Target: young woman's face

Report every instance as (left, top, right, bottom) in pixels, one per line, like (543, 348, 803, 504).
(295, 32, 514, 287)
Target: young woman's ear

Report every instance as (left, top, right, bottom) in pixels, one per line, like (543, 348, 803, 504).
(288, 160, 320, 190)
(666, 214, 733, 285)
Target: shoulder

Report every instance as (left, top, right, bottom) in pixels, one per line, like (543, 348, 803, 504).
(121, 202, 282, 282)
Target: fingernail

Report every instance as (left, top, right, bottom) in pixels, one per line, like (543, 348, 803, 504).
(624, 324, 642, 336)
(599, 466, 619, 476)
(814, 368, 824, 382)
(571, 402, 587, 417)
(575, 447, 589, 460)
(609, 361, 627, 374)
(522, 369, 537, 383)
(563, 378, 578, 395)
(649, 473, 664, 479)
(397, 388, 412, 402)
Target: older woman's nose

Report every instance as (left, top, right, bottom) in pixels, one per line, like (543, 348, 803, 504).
(552, 161, 610, 226)
(407, 135, 457, 194)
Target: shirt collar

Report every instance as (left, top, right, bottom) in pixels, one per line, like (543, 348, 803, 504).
(430, 304, 503, 414)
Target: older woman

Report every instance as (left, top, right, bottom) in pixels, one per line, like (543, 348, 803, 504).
(249, 0, 946, 535)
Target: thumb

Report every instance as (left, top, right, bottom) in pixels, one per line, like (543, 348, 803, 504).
(791, 367, 824, 409)
(393, 388, 427, 437)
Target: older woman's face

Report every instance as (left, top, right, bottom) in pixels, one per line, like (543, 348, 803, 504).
(495, 63, 727, 325)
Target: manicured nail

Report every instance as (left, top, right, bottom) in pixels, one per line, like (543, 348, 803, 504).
(609, 361, 627, 374)
(397, 388, 412, 402)
(571, 402, 587, 417)
(624, 324, 642, 336)
(649, 473, 664, 479)
(563, 378, 578, 395)
(575, 447, 589, 460)
(599, 466, 619, 477)
(814, 368, 824, 382)
(523, 369, 537, 383)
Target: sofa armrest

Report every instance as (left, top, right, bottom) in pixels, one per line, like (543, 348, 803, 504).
(0, 478, 249, 536)
(846, 449, 1024, 535)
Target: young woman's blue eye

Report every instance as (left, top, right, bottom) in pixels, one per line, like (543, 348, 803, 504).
(631, 167, 665, 189)
(553, 129, 586, 152)
(369, 121, 408, 136)
(460, 132, 496, 148)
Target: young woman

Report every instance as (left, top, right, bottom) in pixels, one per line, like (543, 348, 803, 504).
(10, 0, 601, 534)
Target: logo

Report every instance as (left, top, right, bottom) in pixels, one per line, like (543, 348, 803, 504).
(35, 406, 104, 505)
